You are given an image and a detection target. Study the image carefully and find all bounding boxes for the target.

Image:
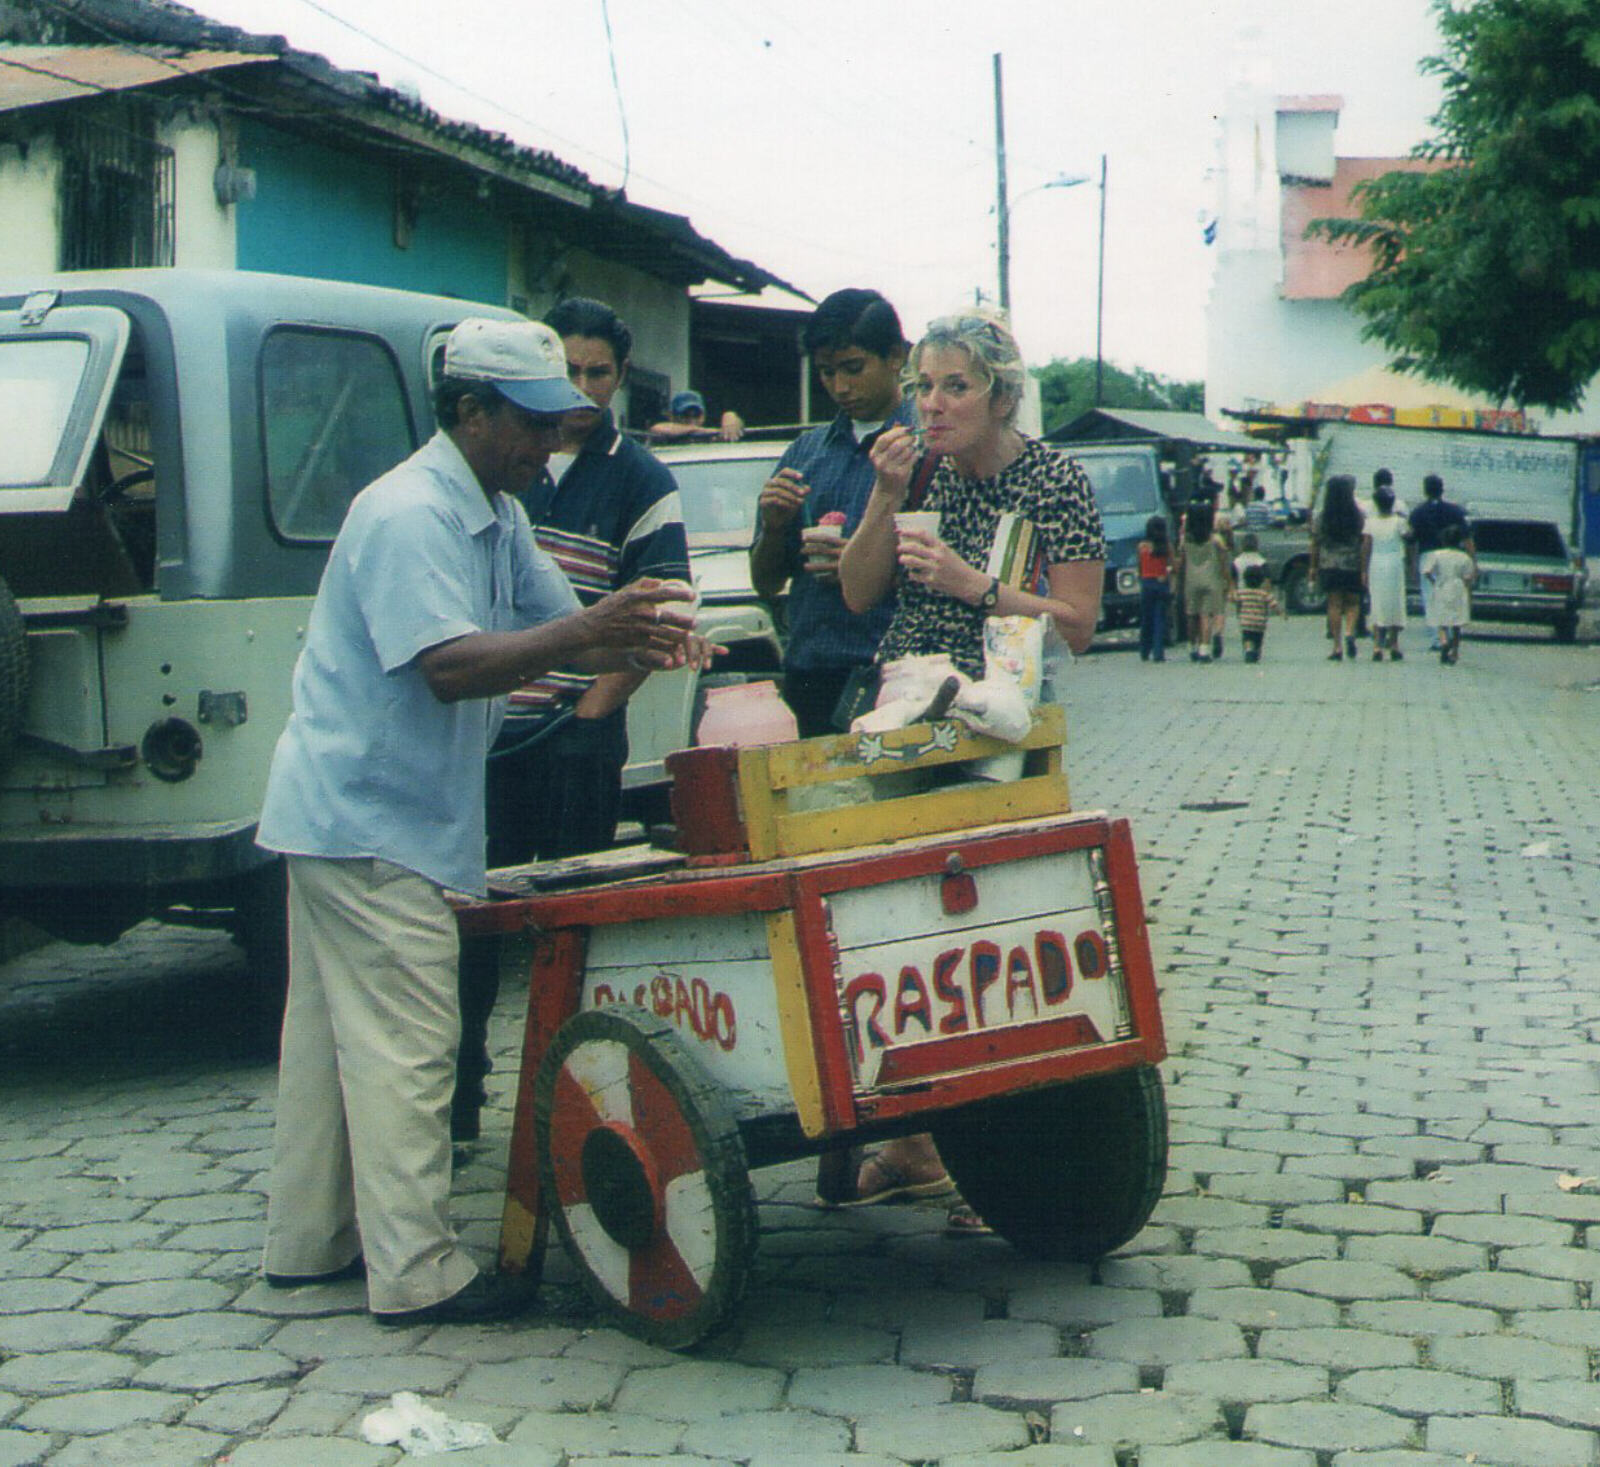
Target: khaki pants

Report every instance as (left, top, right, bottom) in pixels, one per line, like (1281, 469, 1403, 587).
(262, 855, 479, 1313)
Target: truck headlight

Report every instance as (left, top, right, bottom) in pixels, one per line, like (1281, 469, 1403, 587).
(1116, 568, 1140, 595)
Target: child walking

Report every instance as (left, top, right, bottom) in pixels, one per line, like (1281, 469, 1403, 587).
(1422, 521, 1475, 665)
(1234, 562, 1283, 663)
(1137, 515, 1173, 662)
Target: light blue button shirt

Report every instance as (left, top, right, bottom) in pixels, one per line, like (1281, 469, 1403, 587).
(257, 432, 580, 896)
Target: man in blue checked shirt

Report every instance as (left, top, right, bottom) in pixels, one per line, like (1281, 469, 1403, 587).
(750, 289, 913, 737)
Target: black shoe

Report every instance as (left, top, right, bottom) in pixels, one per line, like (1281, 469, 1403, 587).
(1391, 648, 1403, 661)
(1345, 635, 1356, 659)
(265, 1255, 365, 1290)
(1212, 634, 1223, 659)
(373, 1271, 537, 1328)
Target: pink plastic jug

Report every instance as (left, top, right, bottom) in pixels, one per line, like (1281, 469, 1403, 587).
(695, 680, 799, 748)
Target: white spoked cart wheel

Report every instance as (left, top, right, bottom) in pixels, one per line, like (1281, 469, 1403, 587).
(533, 1006, 758, 1348)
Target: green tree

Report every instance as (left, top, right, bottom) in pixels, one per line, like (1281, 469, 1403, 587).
(1034, 357, 1204, 435)
(1309, 0, 1600, 412)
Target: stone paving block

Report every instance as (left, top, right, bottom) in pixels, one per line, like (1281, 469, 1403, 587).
(1509, 1308, 1600, 1349)
(1517, 1379, 1600, 1431)
(1007, 1282, 1162, 1329)
(1257, 1328, 1417, 1371)
(1086, 1316, 1247, 1367)
(1204, 1174, 1343, 1206)
(1245, 1400, 1415, 1453)
(1270, 1260, 1418, 1301)
(45, 1422, 231, 1467)
(1143, 1447, 1316, 1467)
(454, 1357, 625, 1411)
(181, 1384, 290, 1433)
(1498, 1244, 1600, 1285)
(613, 1362, 786, 1420)
(1430, 1269, 1577, 1311)
(1150, 1196, 1270, 1230)
(719, 1321, 894, 1369)
(122, 1310, 276, 1354)
(1053, 1390, 1226, 1448)
(1336, 1366, 1500, 1418)
(1328, 1455, 1470, 1467)
(298, 1353, 465, 1397)
(504, 1409, 687, 1456)
(787, 1363, 953, 1416)
(680, 1408, 851, 1460)
(0, 1278, 93, 1312)
(1096, 1255, 1253, 1293)
(744, 1455, 905, 1467)
(76, 1278, 234, 1316)
(567, 1458, 729, 1467)
(561, 1328, 678, 1368)
(1163, 1359, 1327, 1404)
(1281, 1203, 1422, 1235)
(853, 1402, 1030, 1460)
(1426, 1412, 1599, 1466)
(1430, 1332, 1590, 1381)
(224, 1440, 398, 1467)
(1342, 1233, 1487, 1276)
(1282, 1154, 1412, 1184)
(0, 1432, 46, 1467)
(19, 1387, 187, 1433)
(1190, 1227, 1339, 1267)
(900, 1318, 1060, 1369)
(941, 1449, 1116, 1467)
(63, 1249, 213, 1284)
(134, 1347, 298, 1392)
(973, 1357, 1137, 1407)
(0, 1310, 123, 1352)
(1346, 1299, 1499, 1338)
(1188, 1286, 1338, 1331)
(826, 1285, 986, 1331)
(0, 1349, 132, 1395)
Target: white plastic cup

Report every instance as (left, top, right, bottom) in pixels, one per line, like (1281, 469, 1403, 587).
(894, 510, 941, 540)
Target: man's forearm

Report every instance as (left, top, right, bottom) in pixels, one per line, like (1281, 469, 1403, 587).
(750, 527, 793, 599)
(418, 620, 592, 702)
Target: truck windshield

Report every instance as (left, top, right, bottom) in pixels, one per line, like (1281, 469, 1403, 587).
(1072, 451, 1162, 518)
(0, 337, 90, 487)
(667, 454, 772, 546)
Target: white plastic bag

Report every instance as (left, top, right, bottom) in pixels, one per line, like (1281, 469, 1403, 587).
(360, 1392, 498, 1457)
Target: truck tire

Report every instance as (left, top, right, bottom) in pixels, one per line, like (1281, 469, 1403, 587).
(1282, 559, 1325, 616)
(0, 575, 29, 771)
(931, 1066, 1168, 1261)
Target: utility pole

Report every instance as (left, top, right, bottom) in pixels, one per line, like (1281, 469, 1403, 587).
(1095, 152, 1107, 405)
(994, 53, 1010, 313)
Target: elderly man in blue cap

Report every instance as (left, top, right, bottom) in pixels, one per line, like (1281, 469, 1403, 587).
(255, 317, 699, 1327)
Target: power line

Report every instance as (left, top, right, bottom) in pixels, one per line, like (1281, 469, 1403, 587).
(598, 0, 630, 194)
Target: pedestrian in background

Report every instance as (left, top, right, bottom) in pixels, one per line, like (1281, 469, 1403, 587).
(1137, 514, 1173, 662)
(1362, 482, 1410, 661)
(1177, 499, 1230, 662)
(1409, 473, 1473, 648)
(1234, 562, 1284, 663)
(1311, 474, 1365, 662)
(1423, 521, 1476, 665)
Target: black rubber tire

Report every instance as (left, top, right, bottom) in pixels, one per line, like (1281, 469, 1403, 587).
(931, 1065, 1168, 1261)
(1553, 613, 1578, 644)
(230, 859, 289, 1060)
(0, 574, 29, 771)
(1282, 559, 1325, 616)
(534, 1005, 757, 1349)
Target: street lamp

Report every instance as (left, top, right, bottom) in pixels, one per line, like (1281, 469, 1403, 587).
(997, 155, 1109, 405)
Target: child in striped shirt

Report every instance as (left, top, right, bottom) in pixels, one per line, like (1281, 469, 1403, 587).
(1235, 562, 1284, 663)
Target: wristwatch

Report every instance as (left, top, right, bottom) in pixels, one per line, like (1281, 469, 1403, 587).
(979, 576, 1001, 611)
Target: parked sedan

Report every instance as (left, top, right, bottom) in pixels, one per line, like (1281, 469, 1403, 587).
(1459, 518, 1587, 642)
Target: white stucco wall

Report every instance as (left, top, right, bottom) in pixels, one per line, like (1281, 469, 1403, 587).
(164, 115, 235, 269)
(0, 136, 59, 275)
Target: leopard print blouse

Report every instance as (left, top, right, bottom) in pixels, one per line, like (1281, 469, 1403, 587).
(875, 437, 1105, 678)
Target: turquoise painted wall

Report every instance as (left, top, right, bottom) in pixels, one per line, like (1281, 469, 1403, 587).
(233, 118, 506, 305)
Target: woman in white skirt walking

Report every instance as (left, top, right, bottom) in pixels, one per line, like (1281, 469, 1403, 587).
(1362, 483, 1411, 661)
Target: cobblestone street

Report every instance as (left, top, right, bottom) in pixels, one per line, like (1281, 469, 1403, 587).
(2, 617, 1599, 1466)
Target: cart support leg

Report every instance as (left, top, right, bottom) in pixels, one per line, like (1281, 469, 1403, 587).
(498, 926, 588, 1279)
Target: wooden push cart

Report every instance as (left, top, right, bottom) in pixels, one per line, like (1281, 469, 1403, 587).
(456, 705, 1168, 1348)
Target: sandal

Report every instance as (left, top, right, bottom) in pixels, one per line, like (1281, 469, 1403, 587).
(839, 1152, 955, 1207)
(944, 1201, 993, 1237)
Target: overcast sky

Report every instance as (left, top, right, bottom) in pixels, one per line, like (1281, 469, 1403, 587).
(181, 0, 1446, 383)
